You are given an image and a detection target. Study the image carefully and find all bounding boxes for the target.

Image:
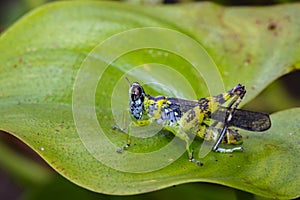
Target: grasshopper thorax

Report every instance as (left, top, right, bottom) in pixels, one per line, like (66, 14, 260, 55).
(129, 82, 146, 119)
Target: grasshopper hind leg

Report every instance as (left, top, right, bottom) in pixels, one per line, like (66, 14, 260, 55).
(111, 125, 126, 132)
(213, 128, 244, 153)
(214, 146, 244, 153)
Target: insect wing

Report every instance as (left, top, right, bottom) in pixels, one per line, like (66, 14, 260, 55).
(229, 109, 271, 131)
(213, 107, 271, 131)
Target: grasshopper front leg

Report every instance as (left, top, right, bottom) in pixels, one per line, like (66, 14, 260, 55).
(111, 123, 132, 153)
(112, 119, 151, 153)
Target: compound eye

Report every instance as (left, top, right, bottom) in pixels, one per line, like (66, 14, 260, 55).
(130, 83, 145, 100)
(129, 82, 145, 102)
(132, 87, 140, 95)
(131, 87, 141, 100)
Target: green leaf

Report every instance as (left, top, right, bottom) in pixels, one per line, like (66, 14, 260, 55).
(0, 1, 300, 199)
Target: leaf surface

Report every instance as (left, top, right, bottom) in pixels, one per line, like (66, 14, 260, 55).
(0, 2, 300, 198)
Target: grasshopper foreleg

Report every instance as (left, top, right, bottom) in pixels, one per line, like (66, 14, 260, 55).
(111, 121, 132, 153)
(112, 119, 152, 153)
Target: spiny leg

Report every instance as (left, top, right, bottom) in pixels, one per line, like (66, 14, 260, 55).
(212, 127, 244, 153)
(212, 84, 246, 108)
(111, 121, 132, 153)
(111, 109, 129, 132)
(214, 146, 244, 153)
(212, 123, 228, 152)
(113, 133, 131, 153)
(211, 84, 246, 152)
(111, 125, 126, 132)
(112, 119, 152, 153)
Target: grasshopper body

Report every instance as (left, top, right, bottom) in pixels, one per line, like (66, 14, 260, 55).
(113, 81, 271, 166)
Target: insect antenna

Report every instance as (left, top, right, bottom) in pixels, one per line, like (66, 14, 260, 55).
(125, 77, 131, 86)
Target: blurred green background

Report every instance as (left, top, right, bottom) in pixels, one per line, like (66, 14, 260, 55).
(0, 0, 299, 200)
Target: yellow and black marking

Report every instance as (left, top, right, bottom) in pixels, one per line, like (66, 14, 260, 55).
(112, 81, 271, 166)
